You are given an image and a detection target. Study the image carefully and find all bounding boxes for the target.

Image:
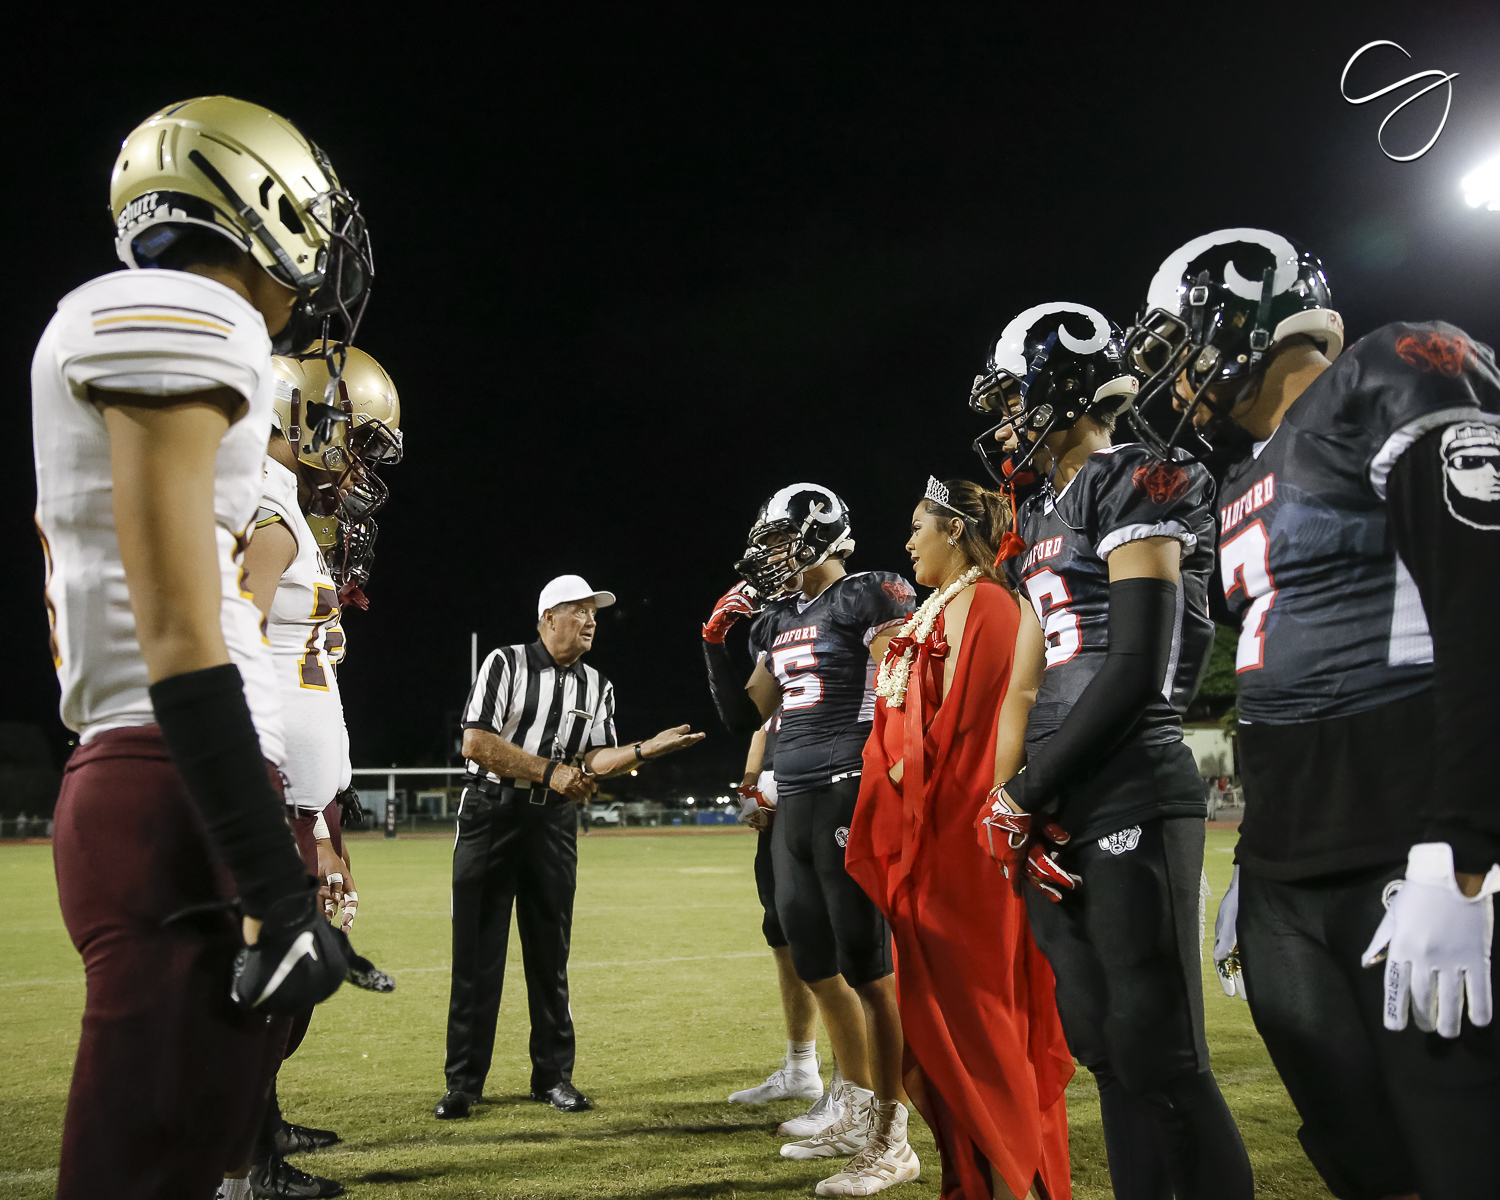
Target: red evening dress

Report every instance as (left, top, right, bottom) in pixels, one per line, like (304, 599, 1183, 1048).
(846, 579, 1073, 1200)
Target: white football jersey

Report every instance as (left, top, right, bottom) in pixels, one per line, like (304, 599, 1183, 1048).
(31, 270, 284, 763)
(257, 456, 351, 808)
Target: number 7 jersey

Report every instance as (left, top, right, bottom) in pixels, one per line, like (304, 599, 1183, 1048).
(1216, 322, 1500, 724)
(1004, 444, 1217, 754)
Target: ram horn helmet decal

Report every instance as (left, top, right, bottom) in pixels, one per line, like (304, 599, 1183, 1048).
(1145, 227, 1300, 311)
(991, 302, 1113, 375)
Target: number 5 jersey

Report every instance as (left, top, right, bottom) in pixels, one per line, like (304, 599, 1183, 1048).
(1003, 443, 1217, 839)
(747, 571, 915, 797)
(257, 456, 352, 811)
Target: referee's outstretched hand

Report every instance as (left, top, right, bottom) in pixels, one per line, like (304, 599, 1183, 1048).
(641, 725, 708, 759)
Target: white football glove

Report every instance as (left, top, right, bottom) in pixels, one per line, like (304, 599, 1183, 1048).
(1361, 842, 1500, 1039)
(1213, 865, 1247, 1000)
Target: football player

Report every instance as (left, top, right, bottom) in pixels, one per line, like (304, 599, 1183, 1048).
(702, 485, 918, 1194)
(972, 304, 1254, 1199)
(725, 713, 837, 1117)
(1132, 228, 1500, 1199)
(32, 96, 385, 1200)
(238, 345, 402, 1196)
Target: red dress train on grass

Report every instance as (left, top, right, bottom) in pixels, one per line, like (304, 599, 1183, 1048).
(846, 580, 1073, 1200)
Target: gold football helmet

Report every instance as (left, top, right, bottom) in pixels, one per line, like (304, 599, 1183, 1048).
(268, 344, 401, 520)
(110, 96, 372, 352)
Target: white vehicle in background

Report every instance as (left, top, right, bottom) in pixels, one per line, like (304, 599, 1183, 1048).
(588, 801, 625, 826)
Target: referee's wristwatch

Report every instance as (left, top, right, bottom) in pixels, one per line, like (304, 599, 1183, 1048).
(541, 759, 563, 790)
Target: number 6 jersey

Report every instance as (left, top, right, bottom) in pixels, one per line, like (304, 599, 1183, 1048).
(257, 456, 351, 810)
(1003, 444, 1216, 836)
(747, 571, 915, 797)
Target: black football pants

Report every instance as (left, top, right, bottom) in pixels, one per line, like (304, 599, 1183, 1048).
(1238, 863, 1500, 1200)
(444, 787, 578, 1097)
(1026, 816, 1253, 1200)
(773, 779, 892, 987)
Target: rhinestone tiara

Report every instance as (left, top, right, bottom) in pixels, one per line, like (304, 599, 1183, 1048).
(924, 475, 974, 522)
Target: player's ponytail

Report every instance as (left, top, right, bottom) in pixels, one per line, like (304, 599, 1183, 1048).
(925, 479, 1015, 590)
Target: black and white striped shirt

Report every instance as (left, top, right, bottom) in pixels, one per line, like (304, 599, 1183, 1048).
(461, 641, 618, 787)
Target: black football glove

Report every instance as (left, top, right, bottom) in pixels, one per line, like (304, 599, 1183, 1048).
(230, 881, 395, 1014)
(335, 784, 367, 828)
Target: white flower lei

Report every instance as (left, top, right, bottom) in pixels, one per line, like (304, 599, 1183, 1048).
(874, 566, 981, 710)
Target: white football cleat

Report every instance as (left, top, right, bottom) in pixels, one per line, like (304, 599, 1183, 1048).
(780, 1068, 847, 1136)
(815, 1099, 921, 1195)
(729, 1052, 824, 1104)
(215, 1179, 252, 1200)
(781, 1083, 873, 1159)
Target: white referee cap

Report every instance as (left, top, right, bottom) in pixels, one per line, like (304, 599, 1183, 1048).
(538, 574, 617, 619)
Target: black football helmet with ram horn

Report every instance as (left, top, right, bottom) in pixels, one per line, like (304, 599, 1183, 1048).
(969, 302, 1137, 482)
(1124, 228, 1344, 455)
(735, 484, 855, 602)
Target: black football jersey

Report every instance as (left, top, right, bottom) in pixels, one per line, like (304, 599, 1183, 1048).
(747, 570, 916, 797)
(1217, 322, 1500, 725)
(1003, 443, 1216, 837)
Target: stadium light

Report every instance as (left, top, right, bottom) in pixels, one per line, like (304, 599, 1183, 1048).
(629, 769, 638, 777)
(1461, 152, 1500, 210)
(686, 796, 696, 806)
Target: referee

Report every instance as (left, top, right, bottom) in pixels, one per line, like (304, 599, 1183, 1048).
(435, 574, 705, 1117)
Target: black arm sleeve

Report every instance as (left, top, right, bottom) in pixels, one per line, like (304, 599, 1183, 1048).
(149, 664, 309, 919)
(703, 640, 765, 736)
(1006, 577, 1178, 813)
(1386, 426, 1500, 873)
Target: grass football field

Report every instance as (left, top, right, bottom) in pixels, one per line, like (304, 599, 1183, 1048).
(1, 826, 1333, 1198)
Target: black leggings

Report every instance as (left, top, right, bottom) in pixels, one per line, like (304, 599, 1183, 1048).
(1026, 816, 1252, 1200)
(1239, 862, 1500, 1200)
(771, 778, 892, 987)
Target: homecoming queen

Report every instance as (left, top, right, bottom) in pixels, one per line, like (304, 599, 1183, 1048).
(846, 477, 1073, 1200)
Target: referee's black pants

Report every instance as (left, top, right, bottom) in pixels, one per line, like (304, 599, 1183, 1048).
(444, 785, 578, 1097)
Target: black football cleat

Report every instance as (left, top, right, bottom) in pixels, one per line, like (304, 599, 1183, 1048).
(433, 1090, 473, 1119)
(273, 1120, 341, 1155)
(531, 1081, 592, 1112)
(249, 1154, 344, 1198)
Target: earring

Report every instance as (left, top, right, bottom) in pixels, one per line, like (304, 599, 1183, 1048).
(948, 537, 957, 546)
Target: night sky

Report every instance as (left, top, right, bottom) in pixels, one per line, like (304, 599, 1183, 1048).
(5, 9, 1499, 796)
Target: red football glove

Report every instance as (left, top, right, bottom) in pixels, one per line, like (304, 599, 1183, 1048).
(977, 786, 1029, 878)
(703, 583, 758, 644)
(1026, 824, 1080, 901)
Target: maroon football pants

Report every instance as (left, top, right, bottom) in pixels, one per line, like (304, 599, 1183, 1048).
(52, 726, 281, 1200)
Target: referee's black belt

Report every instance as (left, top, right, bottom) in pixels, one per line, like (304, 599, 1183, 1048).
(462, 774, 567, 805)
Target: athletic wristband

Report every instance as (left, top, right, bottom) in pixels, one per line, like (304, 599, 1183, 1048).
(634, 742, 646, 761)
(541, 760, 561, 789)
(313, 810, 331, 841)
(149, 663, 307, 919)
